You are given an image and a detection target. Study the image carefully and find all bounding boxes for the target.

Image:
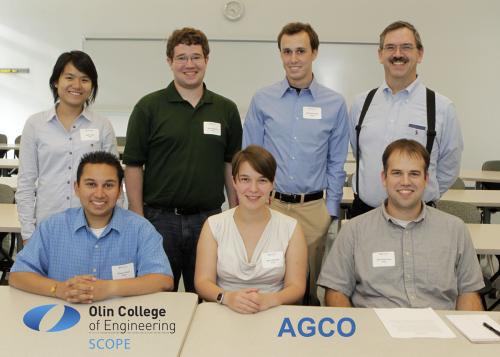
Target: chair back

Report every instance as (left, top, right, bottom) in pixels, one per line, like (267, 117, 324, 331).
(0, 184, 14, 203)
(436, 200, 481, 223)
(481, 160, 500, 190)
(14, 135, 21, 159)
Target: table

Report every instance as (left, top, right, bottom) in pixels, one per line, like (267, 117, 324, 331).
(0, 204, 20, 233)
(180, 303, 500, 357)
(460, 170, 500, 184)
(0, 287, 198, 357)
(0, 159, 19, 169)
(467, 224, 500, 254)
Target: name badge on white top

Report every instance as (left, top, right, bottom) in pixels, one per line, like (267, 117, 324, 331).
(302, 106, 322, 120)
(261, 251, 284, 269)
(372, 251, 395, 267)
(80, 128, 99, 141)
(203, 122, 221, 136)
(112, 262, 135, 280)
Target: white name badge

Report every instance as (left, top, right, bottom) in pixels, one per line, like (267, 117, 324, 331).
(372, 251, 395, 267)
(261, 251, 284, 269)
(112, 262, 135, 280)
(80, 128, 99, 141)
(203, 121, 221, 136)
(303, 106, 322, 120)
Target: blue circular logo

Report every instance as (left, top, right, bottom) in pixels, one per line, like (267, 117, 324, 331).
(23, 304, 81, 332)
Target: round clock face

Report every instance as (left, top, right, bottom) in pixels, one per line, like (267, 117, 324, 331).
(224, 1, 245, 21)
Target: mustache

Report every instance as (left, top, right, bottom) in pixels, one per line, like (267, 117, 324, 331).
(389, 56, 409, 64)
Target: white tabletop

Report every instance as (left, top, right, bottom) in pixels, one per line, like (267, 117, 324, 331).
(1, 287, 198, 357)
(0, 159, 19, 169)
(0, 203, 20, 233)
(467, 224, 500, 254)
(181, 303, 500, 357)
(0, 143, 19, 151)
(460, 170, 500, 184)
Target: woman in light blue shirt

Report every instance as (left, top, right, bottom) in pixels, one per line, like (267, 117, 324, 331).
(16, 51, 118, 243)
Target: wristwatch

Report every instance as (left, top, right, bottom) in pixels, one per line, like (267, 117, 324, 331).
(216, 291, 225, 305)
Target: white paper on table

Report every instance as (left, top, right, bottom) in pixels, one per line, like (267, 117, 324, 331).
(446, 314, 500, 343)
(374, 308, 456, 339)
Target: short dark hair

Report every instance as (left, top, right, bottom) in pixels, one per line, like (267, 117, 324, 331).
(232, 145, 277, 182)
(77, 151, 124, 185)
(379, 21, 423, 50)
(277, 22, 319, 51)
(49, 51, 98, 105)
(382, 139, 430, 175)
(166, 27, 210, 59)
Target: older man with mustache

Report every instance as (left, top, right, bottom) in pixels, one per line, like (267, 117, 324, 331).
(348, 21, 463, 217)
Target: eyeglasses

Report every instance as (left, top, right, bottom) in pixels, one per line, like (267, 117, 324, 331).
(382, 44, 416, 53)
(173, 54, 205, 64)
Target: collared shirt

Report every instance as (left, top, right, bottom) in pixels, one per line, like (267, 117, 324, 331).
(318, 204, 484, 309)
(349, 78, 463, 207)
(123, 81, 242, 210)
(12, 206, 172, 281)
(243, 78, 349, 217)
(15, 106, 118, 240)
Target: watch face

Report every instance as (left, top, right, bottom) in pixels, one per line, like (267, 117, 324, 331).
(223, 1, 244, 21)
(217, 292, 223, 303)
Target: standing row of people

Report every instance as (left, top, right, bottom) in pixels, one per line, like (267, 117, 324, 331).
(12, 20, 468, 308)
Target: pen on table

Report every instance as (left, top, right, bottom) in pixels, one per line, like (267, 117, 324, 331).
(482, 322, 500, 337)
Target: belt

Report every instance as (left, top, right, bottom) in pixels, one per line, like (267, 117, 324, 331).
(145, 204, 214, 216)
(273, 190, 324, 204)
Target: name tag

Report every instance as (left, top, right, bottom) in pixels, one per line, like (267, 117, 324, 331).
(303, 106, 322, 120)
(261, 251, 284, 269)
(372, 251, 395, 267)
(112, 263, 135, 280)
(203, 122, 221, 136)
(80, 128, 99, 141)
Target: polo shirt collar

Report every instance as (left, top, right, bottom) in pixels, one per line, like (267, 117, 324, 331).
(72, 206, 122, 237)
(381, 200, 426, 226)
(279, 76, 319, 99)
(165, 80, 213, 104)
(47, 104, 93, 123)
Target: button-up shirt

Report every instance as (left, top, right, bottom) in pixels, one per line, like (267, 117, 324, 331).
(243, 78, 349, 217)
(318, 204, 484, 309)
(349, 78, 463, 207)
(15, 106, 118, 240)
(12, 206, 172, 281)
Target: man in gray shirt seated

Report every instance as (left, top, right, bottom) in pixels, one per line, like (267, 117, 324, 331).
(318, 139, 484, 310)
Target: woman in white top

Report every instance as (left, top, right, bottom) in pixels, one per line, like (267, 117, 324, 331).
(195, 145, 307, 313)
(16, 51, 118, 243)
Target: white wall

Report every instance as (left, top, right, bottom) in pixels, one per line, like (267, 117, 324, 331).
(1, 0, 499, 168)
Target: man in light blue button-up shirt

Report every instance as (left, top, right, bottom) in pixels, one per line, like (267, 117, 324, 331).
(349, 21, 463, 217)
(243, 22, 349, 305)
(10, 151, 173, 303)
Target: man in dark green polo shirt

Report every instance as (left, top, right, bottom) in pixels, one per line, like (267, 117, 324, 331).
(123, 27, 242, 293)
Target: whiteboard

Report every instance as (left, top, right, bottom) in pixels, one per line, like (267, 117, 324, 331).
(83, 38, 382, 117)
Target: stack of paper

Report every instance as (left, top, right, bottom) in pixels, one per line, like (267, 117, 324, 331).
(374, 308, 455, 338)
(446, 315, 500, 343)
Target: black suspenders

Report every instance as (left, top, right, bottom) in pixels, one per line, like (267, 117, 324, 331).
(355, 87, 436, 198)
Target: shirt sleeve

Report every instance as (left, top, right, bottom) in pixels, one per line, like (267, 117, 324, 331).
(326, 100, 349, 217)
(456, 224, 485, 294)
(135, 221, 173, 277)
(242, 95, 265, 148)
(10, 222, 50, 276)
(122, 102, 150, 166)
(436, 102, 463, 194)
(15, 118, 39, 241)
(224, 101, 243, 162)
(317, 222, 356, 297)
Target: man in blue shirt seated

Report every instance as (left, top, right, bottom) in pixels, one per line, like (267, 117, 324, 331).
(10, 151, 173, 303)
(318, 139, 484, 310)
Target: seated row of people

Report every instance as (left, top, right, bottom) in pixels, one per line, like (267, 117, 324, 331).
(10, 139, 484, 312)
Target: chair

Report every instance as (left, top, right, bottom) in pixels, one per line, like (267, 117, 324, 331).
(13, 135, 21, 158)
(0, 184, 16, 284)
(116, 136, 126, 147)
(450, 177, 466, 190)
(0, 134, 7, 159)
